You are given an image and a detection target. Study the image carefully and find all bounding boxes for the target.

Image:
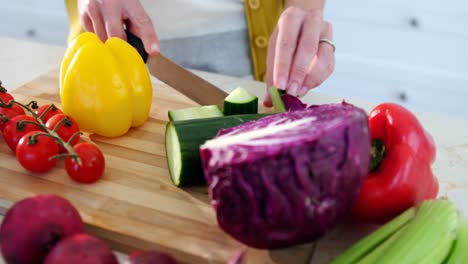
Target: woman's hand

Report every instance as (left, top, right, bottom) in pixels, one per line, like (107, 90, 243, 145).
(77, 0, 159, 55)
(265, 6, 335, 106)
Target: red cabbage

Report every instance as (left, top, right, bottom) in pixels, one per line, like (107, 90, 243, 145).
(281, 94, 307, 111)
(199, 102, 371, 249)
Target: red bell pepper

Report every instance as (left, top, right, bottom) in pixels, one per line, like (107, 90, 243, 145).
(352, 103, 439, 223)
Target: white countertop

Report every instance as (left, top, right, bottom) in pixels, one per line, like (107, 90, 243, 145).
(1, 37, 468, 264)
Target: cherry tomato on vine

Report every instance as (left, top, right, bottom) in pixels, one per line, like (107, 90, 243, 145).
(65, 143, 105, 184)
(0, 92, 14, 105)
(0, 105, 25, 132)
(34, 104, 63, 123)
(16, 131, 59, 173)
(45, 114, 80, 147)
(2, 115, 43, 151)
(0, 82, 14, 105)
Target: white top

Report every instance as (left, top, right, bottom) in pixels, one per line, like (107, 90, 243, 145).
(138, 0, 252, 78)
(140, 0, 246, 40)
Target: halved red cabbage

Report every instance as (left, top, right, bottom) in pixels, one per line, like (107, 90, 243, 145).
(199, 102, 371, 249)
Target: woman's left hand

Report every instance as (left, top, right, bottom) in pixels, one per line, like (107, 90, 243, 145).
(264, 6, 335, 106)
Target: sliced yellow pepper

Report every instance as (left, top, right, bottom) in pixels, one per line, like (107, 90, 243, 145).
(60, 32, 153, 138)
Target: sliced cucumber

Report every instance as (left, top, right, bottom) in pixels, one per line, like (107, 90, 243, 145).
(268, 86, 286, 112)
(168, 105, 223, 121)
(165, 114, 270, 187)
(223, 87, 258, 115)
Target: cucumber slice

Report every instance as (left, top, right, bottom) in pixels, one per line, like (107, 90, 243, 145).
(165, 114, 270, 187)
(268, 86, 286, 112)
(168, 105, 223, 121)
(223, 87, 258, 115)
(165, 123, 182, 184)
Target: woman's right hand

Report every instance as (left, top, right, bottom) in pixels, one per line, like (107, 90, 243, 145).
(77, 0, 160, 55)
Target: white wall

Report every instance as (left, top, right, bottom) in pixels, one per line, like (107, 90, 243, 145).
(321, 0, 468, 120)
(0, 0, 69, 46)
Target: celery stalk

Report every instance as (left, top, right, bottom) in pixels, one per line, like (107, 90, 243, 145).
(357, 226, 407, 264)
(416, 229, 455, 264)
(377, 199, 458, 264)
(444, 216, 468, 264)
(330, 207, 416, 264)
(268, 86, 286, 112)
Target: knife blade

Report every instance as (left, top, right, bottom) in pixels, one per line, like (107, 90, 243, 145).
(125, 30, 228, 109)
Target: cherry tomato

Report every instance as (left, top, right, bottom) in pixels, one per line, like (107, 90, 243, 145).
(65, 143, 105, 184)
(34, 104, 63, 123)
(0, 82, 13, 104)
(2, 115, 43, 151)
(45, 114, 80, 147)
(0, 105, 25, 132)
(16, 131, 59, 173)
(0, 92, 14, 105)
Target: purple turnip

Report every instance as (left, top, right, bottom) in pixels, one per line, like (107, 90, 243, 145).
(125, 250, 178, 264)
(44, 233, 118, 264)
(0, 194, 84, 264)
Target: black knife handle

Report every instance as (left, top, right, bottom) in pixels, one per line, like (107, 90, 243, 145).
(125, 29, 148, 63)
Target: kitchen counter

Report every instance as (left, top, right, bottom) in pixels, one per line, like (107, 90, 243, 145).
(0, 37, 467, 263)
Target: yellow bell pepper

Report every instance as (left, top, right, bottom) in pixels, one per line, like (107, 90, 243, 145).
(59, 32, 153, 138)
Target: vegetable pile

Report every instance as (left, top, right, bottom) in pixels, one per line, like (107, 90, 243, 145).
(164, 85, 449, 256)
(0, 82, 105, 184)
(199, 102, 371, 249)
(0, 194, 178, 264)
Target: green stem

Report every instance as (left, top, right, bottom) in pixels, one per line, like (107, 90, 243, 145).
(51, 115, 71, 133)
(0, 80, 7, 93)
(369, 139, 386, 172)
(25, 101, 39, 110)
(49, 153, 79, 161)
(0, 99, 38, 113)
(16, 120, 44, 131)
(0, 113, 9, 124)
(29, 132, 82, 166)
(26, 134, 38, 145)
(67, 131, 82, 145)
(39, 104, 58, 120)
(28, 132, 61, 145)
(0, 98, 12, 108)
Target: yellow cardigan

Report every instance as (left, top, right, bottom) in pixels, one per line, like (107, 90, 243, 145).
(63, 0, 284, 82)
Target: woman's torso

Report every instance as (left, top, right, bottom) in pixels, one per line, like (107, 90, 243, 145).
(140, 0, 253, 78)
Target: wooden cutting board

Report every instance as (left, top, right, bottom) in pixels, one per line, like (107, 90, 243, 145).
(0, 69, 315, 264)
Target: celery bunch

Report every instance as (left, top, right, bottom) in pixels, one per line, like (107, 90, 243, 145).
(331, 199, 468, 264)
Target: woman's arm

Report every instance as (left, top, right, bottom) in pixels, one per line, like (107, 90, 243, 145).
(264, 0, 334, 105)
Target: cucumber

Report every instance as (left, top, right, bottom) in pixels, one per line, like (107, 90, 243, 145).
(168, 105, 223, 121)
(268, 86, 286, 112)
(223, 87, 258, 115)
(165, 114, 270, 187)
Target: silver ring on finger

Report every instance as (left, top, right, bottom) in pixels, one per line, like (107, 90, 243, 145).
(319, 38, 335, 53)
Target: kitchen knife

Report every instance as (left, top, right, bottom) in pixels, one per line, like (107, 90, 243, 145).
(125, 30, 228, 109)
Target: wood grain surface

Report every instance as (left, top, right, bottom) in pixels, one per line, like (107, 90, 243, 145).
(0, 69, 315, 264)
